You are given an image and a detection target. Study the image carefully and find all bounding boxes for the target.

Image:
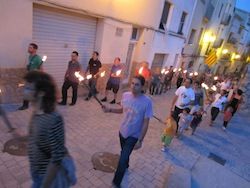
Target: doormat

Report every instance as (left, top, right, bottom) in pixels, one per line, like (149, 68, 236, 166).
(208, 152, 226, 166)
(3, 136, 28, 156)
(91, 152, 120, 173)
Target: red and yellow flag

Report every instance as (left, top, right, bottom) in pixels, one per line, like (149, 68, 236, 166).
(205, 49, 217, 67)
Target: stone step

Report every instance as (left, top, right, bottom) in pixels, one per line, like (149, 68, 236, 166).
(191, 157, 250, 188)
(165, 164, 191, 188)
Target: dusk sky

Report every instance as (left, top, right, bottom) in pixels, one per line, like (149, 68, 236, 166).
(236, 0, 250, 12)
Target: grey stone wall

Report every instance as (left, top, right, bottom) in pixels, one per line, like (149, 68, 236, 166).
(0, 68, 27, 104)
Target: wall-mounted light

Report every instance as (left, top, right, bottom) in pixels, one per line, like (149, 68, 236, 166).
(222, 49, 229, 54)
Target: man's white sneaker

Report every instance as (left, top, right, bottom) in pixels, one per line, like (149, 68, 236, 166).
(222, 126, 226, 131)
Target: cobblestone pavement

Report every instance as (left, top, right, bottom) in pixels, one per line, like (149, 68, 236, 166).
(0, 89, 250, 188)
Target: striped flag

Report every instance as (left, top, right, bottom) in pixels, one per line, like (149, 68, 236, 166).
(205, 49, 217, 67)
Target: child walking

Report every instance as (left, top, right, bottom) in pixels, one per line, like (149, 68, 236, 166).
(177, 108, 192, 137)
(190, 108, 203, 135)
(161, 117, 177, 152)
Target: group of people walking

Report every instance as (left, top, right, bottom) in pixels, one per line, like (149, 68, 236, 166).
(1, 42, 244, 188)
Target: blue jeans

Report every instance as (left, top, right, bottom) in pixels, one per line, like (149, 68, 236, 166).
(31, 172, 44, 188)
(113, 133, 138, 186)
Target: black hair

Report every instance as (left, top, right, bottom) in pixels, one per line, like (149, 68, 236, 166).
(237, 89, 243, 95)
(134, 75, 145, 86)
(72, 51, 79, 56)
(184, 107, 191, 113)
(24, 71, 57, 113)
(93, 51, 99, 56)
(194, 81, 200, 85)
(186, 78, 193, 84)
(29, 43, 38, 50)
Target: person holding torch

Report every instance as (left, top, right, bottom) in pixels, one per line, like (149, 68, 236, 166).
(101, 57, 122, 104)
(102, 75, 153, 187)
(58, 51, 81, 106)
(18, 43, 43, 110)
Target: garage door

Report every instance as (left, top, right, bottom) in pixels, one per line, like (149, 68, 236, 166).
(33, 4, 97, 86)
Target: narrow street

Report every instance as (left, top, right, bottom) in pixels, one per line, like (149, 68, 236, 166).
(0, 89, 249, 188)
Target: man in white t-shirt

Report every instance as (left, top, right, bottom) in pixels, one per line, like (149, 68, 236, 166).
(170, 78, 195, 132)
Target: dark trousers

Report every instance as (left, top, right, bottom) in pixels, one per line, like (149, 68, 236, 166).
(113, 133, 138, 186)
(172, 106, 183, 133)
(61, 80, 78, 104)
(88, 77, 98, 98)
(149, 83, 158, 95)
(22, 100, 29, 108)
(211, 107, 220, 121)
(223, 121, 228, 128)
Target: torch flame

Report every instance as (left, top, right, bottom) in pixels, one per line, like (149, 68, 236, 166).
(42, 55, 47, 62)
(189, 72, 194, 77)
(18, 83, 25, 87)
(211, 85, 217, 91)
(138, 67, 143, 75)
(173, 68, 177, 72)
(100, 71, 106, 77)
(116, 70, 122, 76)
(86, 74, 92, 80)
(201, 83, 209, 90)
(194, 72, 198, 76)
(165, 70, 169, 74)
(183, 70, 187, 74)
(161, 69, 165, 74)
(214, 76, 218, 80)
(74, 72, 84, 81)
(178, 68, 182, 72)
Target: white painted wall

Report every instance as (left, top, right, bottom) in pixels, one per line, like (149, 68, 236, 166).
(96, 18, 132, 65)
(0, 0, 32, 68)
(36, 0, 163, 29)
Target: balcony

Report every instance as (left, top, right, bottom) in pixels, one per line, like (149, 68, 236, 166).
(221, 14, 231, 26)
(203, 2, 215, 22)
(227, 33, 238, 45)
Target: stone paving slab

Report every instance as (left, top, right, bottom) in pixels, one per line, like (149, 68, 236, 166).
(0, 89, 250, 187)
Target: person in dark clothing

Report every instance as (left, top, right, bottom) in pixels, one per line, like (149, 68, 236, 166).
(164, 66, 174, 91)
(85, 51, 102, 101)
(190, 109, 203, 135)
(101, 57, 122, 104)
(149, 69, 161, 95)
(227, 89, 243, 116)
(58, 51, 81, 106)
(176, 71, 184, 89)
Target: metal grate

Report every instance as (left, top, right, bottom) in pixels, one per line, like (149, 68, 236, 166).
(208, 152, 226, 166)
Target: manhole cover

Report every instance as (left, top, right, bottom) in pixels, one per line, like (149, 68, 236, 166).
(208, 153, 226, 166)
(91, 152, 120, 173)
(3, 136, 28, 156)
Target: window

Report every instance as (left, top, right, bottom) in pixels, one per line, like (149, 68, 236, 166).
(218, 4, 223, 18)
(159, 1, 171, 30)
(238, 26, 243, 34)
(188, 29, 196, 44)
(131, 28, 139, 40)
(178, 12, 187, 35)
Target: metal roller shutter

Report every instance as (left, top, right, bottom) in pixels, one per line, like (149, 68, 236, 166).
(33, 5, 97, 86)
